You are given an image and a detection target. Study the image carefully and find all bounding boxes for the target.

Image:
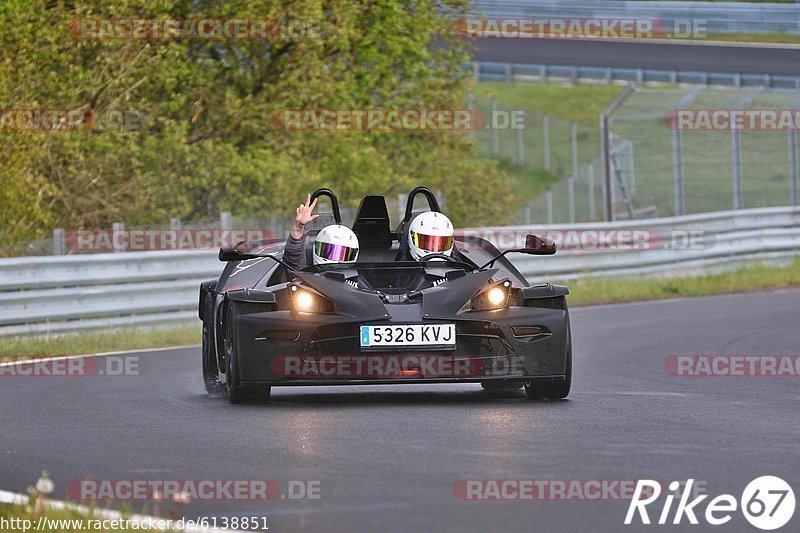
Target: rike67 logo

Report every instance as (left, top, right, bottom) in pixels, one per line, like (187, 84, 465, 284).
(626, 477, 795, 530)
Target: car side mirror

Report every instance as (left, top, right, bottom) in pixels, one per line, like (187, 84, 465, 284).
(522, 234, 557, 255)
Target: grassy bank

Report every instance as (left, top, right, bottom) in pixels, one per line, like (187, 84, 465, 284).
(0, 326, 199, 358)
(564, 257, 800, 306)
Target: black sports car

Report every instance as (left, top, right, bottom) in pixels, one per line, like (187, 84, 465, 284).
(199, 187, 571, 404)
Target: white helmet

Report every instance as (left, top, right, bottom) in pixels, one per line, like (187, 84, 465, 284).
(313, 224, 359, 265)
(408, 211, 454, 260)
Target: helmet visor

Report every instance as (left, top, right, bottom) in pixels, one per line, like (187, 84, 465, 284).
(315, 241, 358, 262)
(411, 231, 454, 253)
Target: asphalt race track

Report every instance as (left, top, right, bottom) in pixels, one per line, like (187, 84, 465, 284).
(1, 289, 799, 532)
(472, 39, 800, 76)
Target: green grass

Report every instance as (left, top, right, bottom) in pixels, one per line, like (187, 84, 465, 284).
(564, 256, 800, 306)
(0, 325, 199, 358)
(706, 33, 800, 44)
(474, 82, 621, 126)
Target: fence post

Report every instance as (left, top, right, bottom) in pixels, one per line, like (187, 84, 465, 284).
(517, 127, 525, 166)
(491, 98, 499, 156)
(672, 127, 685, 216)
(546, 190, 553, 224)
(568, 176, 575, 223)
(790, 127, 799, 206)
(543, 114, 551, 172)
(220, 211, 233, 231)
(52, 228, 66, 255)
(435, 190, 447, 212)
(397, 193, 407, 222)
(587, 164, 596, 221)
(601, 86, 636, 221)
(570, 121, 579, 182)
(112, 222, 125, 253)
(731, 128, 743, 209)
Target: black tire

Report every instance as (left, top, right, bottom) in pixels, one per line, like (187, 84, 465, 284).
(201, 294, 225, 395)
(524, 340, 572, 400)
(223, 303, 271, 405)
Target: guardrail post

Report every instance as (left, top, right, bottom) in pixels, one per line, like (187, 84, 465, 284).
(472, 61, 480, 83)
(546, 190, 553, 224)
(734, 73, 742, 88)
(490, 98, 499, 156)
(517, 126, 525, 166)
(570, 66, 578, 86)
(543, 114, 551, 172)
(523, 205, 531, 225)
(763, 74, 771, 88)
(52, 228, 66, 255)
(112, 222, 125, 253)
(731, 129, 743, 209)
(539, 64, 547, 84)
(605, 67, 612, 85)
(220, 211, 233, 231)
(790, 127, 799, 206)
(504, 63, 512, 82)
(673, 127, 685, 216)
(670, 71, 677, 85)
(587, 164, 596, 221)
(169, 218, 182, 230)
(636, 69, 644, 86)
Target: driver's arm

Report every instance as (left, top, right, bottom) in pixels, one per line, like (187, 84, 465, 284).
(282, 194, 318, 270)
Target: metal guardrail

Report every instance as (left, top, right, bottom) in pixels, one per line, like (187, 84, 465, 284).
(474, 61, 800, 91)
(470, 1, 800, 34)
(0, 207, 797, 336)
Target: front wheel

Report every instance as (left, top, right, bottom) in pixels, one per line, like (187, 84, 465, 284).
(201, 294, 225, 395)
(224, 304, 271, 405)
(524, 342, 572, 400)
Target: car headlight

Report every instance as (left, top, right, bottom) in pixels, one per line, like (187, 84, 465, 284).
(289, 285, 334, 314)
(471, 280, 511, 311)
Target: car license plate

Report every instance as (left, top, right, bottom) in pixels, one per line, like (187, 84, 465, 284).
(360, 324, 455, 350)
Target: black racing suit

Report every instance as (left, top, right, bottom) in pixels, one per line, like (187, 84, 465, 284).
(283, 234, 307, 270)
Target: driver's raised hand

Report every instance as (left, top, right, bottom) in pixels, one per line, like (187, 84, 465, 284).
(291, 194, 319, 239)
